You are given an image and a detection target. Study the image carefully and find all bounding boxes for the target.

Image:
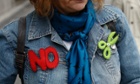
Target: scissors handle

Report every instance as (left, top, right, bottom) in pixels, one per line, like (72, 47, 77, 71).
(98, 40, 106, 50)
(103, 46, 111, 60)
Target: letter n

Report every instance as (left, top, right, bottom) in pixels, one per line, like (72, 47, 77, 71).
(28, 48, 47, 72)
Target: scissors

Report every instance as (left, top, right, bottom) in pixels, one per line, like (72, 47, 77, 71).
(98, 32, 119, 60)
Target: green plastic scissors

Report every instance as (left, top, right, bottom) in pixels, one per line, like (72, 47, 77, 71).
(98, 32, 119, 60)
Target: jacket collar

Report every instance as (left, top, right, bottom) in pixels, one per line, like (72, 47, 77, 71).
(27, 11, 66, 47)
(87, 5, 120, 59)
(96, 5, 119, 25)
(28, 12, 52, 40)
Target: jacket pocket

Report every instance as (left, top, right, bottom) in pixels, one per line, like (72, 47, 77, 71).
(96, 45, 121, 83)
(24, 50, 68, 84)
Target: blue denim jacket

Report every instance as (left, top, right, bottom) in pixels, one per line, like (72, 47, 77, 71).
(0, 5, 140, 84)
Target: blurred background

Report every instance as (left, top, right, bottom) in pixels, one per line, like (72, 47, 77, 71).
(0, 0, 139, 84)
(0, 0, 34, 28)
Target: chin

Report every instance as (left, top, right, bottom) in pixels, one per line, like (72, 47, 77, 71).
(72, 4, 86, 12)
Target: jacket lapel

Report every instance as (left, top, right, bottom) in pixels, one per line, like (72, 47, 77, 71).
(27, 12, 67, 49)
(87, 22, 105, 61)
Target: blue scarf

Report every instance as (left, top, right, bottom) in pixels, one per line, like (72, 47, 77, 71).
(51, 0, 95, 84)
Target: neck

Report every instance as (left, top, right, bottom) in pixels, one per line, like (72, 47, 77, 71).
(52, 3, 85, 16)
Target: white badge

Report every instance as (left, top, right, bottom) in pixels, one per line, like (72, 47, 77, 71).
(111, 44, 116, 50)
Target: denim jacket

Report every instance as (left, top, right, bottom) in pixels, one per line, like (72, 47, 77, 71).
(0, 5, 140, 84)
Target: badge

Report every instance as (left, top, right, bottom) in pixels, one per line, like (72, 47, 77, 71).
(28, 46, 59, 72)
(98, 32, 119, 60)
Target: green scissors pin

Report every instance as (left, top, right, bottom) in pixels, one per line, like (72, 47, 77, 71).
(98, 32, 119, 60)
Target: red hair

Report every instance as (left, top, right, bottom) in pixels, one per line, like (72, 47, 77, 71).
(29, 0, 103, 16)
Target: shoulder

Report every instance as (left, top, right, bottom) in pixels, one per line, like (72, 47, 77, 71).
(1, 10, 34, 34)
(0, 20, 19, 46)
(0, 11, 34, 47)
(96, 5, 126, 25)
(95, 5, 132, 45)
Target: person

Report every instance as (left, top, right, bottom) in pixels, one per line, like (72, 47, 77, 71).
(111, 0, 140, 52)
(0, 0, 140, 84)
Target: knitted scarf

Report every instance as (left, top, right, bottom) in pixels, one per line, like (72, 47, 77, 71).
(51, 0, 95, 84)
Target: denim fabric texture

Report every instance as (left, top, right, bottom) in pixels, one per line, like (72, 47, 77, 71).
(0, 5, 140, 84)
